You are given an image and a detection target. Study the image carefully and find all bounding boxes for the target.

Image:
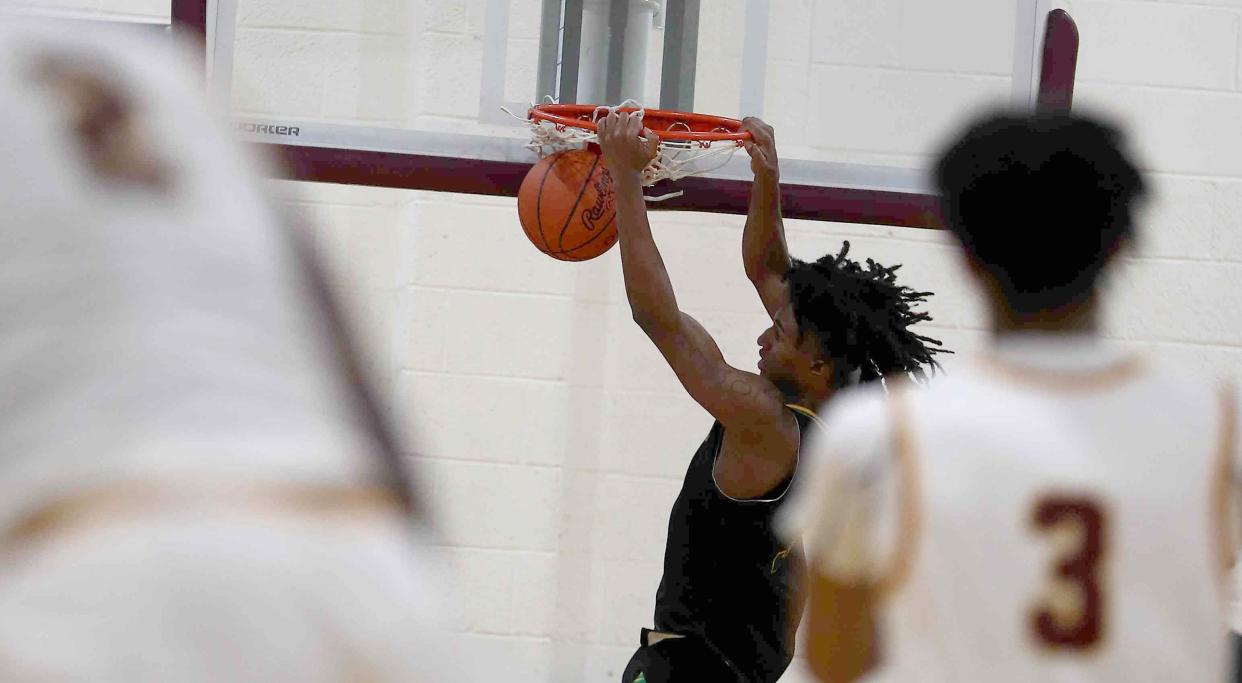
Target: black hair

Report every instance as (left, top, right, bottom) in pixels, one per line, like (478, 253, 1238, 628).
(786, 241, 946, 386)
(934, 110, 1147, 314)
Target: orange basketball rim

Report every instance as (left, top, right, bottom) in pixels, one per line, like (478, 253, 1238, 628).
(528, 104, 751, 146)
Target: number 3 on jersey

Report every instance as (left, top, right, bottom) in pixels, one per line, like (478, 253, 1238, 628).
(1029, 496, 1107, 651)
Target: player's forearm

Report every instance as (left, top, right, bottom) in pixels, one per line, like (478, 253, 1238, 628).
(743, 175, 791, 283)
(613, 171, 681, 331)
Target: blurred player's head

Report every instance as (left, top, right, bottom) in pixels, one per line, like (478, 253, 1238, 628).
(757, 242, 944, 395)
(0, 22, 416, 529)
(934, 111, 1146, 320)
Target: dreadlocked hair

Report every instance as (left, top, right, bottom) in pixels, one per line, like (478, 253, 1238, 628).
(786, 241, 948, 386)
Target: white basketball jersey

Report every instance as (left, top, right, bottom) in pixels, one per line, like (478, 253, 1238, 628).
(783, 337, 1236, 683)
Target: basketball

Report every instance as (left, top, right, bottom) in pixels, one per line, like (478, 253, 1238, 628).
(517, 149, 618, 262)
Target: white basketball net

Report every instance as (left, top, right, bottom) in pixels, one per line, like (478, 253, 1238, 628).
(510, 99, 742, 193)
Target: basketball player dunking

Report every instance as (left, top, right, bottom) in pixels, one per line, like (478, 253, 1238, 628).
(780, 112, 1236, 683)
(596, 112, 945, 683)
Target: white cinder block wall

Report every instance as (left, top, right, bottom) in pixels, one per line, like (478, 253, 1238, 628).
(42, 0, 1242, 680)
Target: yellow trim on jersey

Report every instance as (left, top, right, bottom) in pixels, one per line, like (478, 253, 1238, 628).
(770, 546, 794, 575)
(877, 380, 922, 600)
(1211, 384, 1237, 582)
(784, 403, 824, 427)
(762, 403, 823, 573)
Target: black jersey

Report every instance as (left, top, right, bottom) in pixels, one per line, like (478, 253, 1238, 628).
(652, 405, 819, 683)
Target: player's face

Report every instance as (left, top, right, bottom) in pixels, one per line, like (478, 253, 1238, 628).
(756, 304, 823, 390)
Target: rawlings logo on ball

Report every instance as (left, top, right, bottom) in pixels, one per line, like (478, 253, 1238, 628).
(581, 171, 614, 232)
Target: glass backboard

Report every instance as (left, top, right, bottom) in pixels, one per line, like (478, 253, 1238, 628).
(191, 0, 1076, 227)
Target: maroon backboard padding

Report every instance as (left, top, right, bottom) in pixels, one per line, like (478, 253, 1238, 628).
(648, 176, 944, 228)
(178, 3, 1075, 229)
(273, 145, 533, 198)
(171, 0, 207, 38)
(269, 144, 944, 228)
(1038, 9, 1079, 111)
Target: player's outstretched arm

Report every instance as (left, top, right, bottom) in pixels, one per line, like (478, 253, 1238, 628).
(596, 112, 677, 335)
(597, 112, 786, 433)
(740, 117, 792, 320)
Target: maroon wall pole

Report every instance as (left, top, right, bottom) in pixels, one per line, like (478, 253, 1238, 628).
(170, 0, 207, 39)
(1037, 9, 1080, 111)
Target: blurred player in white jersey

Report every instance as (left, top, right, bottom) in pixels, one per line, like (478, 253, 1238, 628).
(0, 21, 481, 682)
(778, 111, 1242, 682)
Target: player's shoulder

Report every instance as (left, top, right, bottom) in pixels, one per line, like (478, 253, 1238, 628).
(817, 380, 891, 432)
(1084, 354, 1231, 414)
(1140, 357, 1234, 397)
(805, 381, 895, 470)
(814, 373, 951, 439)
(930, 351, 1222, 402)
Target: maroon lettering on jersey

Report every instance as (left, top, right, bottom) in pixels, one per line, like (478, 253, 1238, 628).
(1030, 496, 1106, 651)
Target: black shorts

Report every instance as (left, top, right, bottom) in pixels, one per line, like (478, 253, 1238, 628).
(1233, 632, 1242, 683)
(621, 629, 744, 683)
